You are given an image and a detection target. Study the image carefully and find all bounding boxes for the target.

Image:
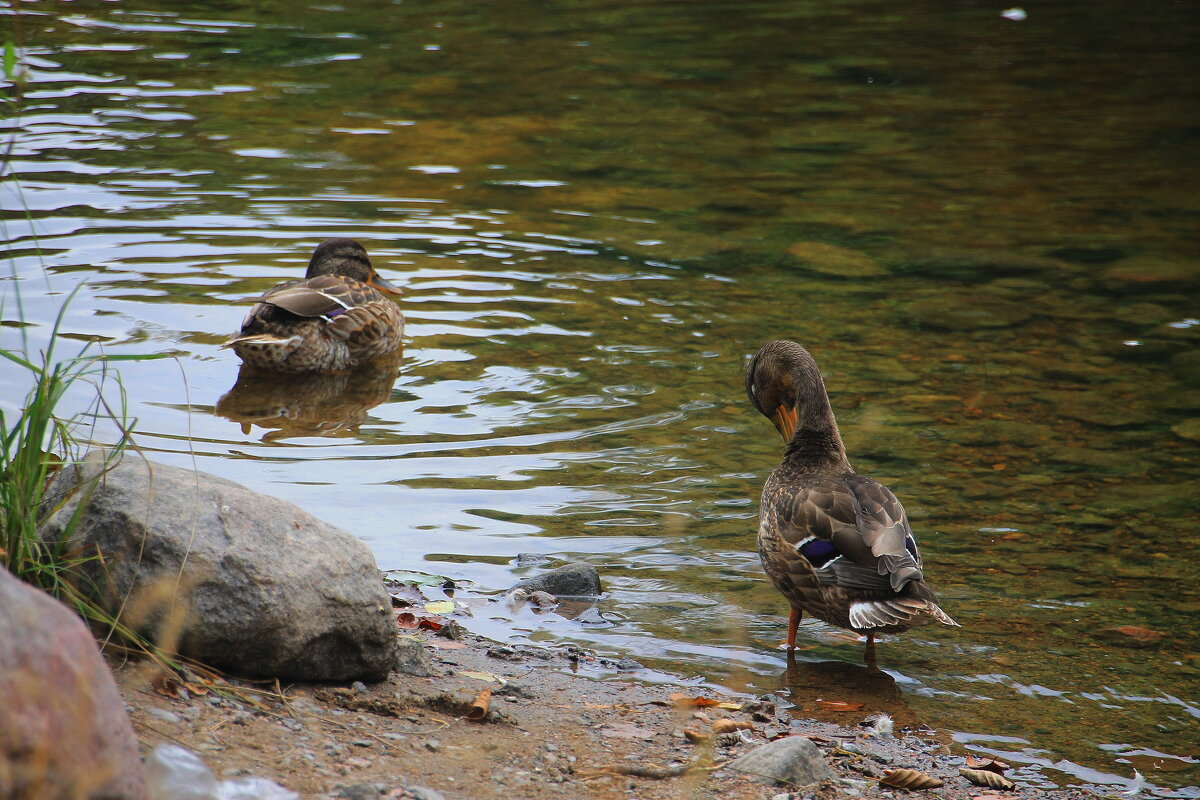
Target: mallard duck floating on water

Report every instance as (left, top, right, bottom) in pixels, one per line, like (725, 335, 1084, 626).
(224, 238, 403, 374)
(745, 340, 958, 664)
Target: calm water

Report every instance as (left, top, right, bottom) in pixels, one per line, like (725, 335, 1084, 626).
(3, 0, 1198, 794)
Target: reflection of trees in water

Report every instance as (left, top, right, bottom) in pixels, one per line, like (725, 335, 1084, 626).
(781, 654, 921, 732)
(216, 353, 401, 440)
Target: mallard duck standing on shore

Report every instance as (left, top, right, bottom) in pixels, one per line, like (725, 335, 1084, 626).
(745, 339, 958, 664)
(224, 238, 403, 374)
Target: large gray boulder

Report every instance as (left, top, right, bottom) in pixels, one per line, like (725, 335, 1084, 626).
(40, 453, 396, 681)
(725, 735, 836, 787)
(0, 569, 147, 799)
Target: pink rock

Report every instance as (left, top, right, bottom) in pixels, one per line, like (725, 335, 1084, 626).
(0, 569, 147, 799)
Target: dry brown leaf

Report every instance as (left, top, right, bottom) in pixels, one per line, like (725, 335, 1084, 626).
(151, 672, 182, 699)
(466, 688, 491, 721)
(879, 768, 943, 789)
(816, 700, 865, 712)
(668, 693, 739, 708)
(396, 612, 419, 629)
(960, 767, 1016, 789)
(683, 729, 710, 743)
(712, 719, 753, 734)
(965, 755, 1011, 773)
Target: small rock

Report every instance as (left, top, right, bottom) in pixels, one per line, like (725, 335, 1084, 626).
(351, 681, 368, 693)
(436, 620, 467, 640)
(395, 639, 434, 677)
(424, 739, 442, 752)
(147, 707, 182, 725)
(515, 553, 550, 566)
(336, 784, 383, 800)
(512, 562, 601, 598)
(487, 645, 522, 661)
(726, 736, 836, 787)
(407, 787, 446, 800)
(615, 657, 643, 670)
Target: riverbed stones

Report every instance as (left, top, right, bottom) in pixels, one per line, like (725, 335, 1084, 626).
(395, 638, 434, 677)
(39, 452, 397, 681)
(512, 561, 602, 598)
(0, 569, 147, 800)
(900, 293, 1032, 330)
(726, 735, 836, 787)
(1171, 418, 1200, 442)
(786, 242, 885, 277)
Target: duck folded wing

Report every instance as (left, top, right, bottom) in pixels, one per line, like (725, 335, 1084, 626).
(257, 275, 370, 319)
(780, 474, 925, 593)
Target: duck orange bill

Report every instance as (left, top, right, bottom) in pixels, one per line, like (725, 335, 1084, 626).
(369, 272, 403, 295)
(770, 404, 798, 441)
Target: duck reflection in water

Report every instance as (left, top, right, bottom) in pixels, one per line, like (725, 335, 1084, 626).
(216, 353, 401, 440)
(780, 652, 919, 732)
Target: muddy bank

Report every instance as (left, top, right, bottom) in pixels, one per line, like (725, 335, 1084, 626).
(117, 628, 1104, 800)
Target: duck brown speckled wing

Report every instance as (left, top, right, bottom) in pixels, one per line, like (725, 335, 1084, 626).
(761, 469, 948, 631)
(253, 274, 385, 320)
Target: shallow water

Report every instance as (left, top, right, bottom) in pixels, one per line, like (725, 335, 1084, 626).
(2, 0, 1198, 794)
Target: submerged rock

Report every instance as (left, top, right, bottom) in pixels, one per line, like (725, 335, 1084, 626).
(0, 569, 147, 800)
(900, 294, 1032, 330)
(40, 453, 397, 681)
(786, 242, 886, 277)
(1171, 418, 1200, 442)
(726, 735, 836, 786)
(512, 561, 602, 598)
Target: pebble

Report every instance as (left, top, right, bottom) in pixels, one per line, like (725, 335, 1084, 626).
(424, 739, 441, 752)
(146, 707, 181, 725)
(351, 681, 368, 693)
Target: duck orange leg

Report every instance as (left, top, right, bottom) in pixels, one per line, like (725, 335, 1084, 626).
(786, 608, 802, 650)
(864, 631, 877, 667)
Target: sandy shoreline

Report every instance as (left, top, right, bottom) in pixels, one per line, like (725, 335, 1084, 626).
(116, 627, 1105, 800)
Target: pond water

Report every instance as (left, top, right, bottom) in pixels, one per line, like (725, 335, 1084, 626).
(3, 0, 1198, 794)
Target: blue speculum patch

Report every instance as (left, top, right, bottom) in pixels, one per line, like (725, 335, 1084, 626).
(800, 537, 839, 568)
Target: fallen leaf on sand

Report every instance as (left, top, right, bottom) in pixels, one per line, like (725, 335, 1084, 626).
(965, 755, 1011, 773)
(669, 693, 740, 710)
(960, 767, 1015, 789)
(459, 670, 505, 685)
(879, 768, 943, 789)
(683, 729, 710, 743)
(466, 688, 491, 721)
(424, 600, 455, 615)
(151, 672, 182, 699)
(712, 719, 753, 734)
(600, 722, 656, 740)
(817, 700, 865, 712)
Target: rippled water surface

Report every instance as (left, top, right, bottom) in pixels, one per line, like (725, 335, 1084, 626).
(3, 1, 1198, 794)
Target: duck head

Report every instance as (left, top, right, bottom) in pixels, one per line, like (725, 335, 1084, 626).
(306, 238, 402, 295)
(745, 339, 832, 443)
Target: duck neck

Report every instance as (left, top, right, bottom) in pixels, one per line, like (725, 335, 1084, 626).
(782, 380, 851, 472)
